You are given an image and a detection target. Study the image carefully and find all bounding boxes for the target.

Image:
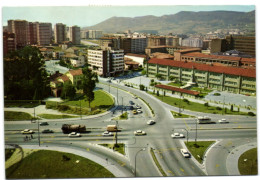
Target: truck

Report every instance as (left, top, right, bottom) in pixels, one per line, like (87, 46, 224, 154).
(197, 116, 212, 124)
(106, 125, 118, 132)
(61, 124, 86, 134)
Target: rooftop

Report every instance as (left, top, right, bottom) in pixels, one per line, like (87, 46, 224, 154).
(155, 84, 200, 96)
(148, 58, 256, 78)
(68, 68, 83, 76)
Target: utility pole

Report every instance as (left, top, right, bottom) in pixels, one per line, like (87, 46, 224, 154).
(38, 118, 40, 146)
(222, 96, 225, 115)
(121, 97, 123, 114)
(115, 121, 118, 146)
(195, 119, 198, 145)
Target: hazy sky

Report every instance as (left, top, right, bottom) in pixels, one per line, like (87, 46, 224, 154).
(2, 5, 255, 27)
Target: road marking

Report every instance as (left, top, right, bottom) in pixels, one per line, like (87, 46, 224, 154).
(237, 125, 241, 128)
(50, 136, 55, 138)
(181, 119, 190, 130)
(216, 164, 220, 168)
(117, 160, 126, 167)
(180, 168, 184, 172)
(96, 139, 100, 141)
(86, 148, 90, 151)
(191, 166, 195, 169)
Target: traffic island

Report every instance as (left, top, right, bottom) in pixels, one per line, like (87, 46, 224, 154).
(238, 148, 258, 175)
(99, 143, 125, 155)
(185, 141, 215, 164)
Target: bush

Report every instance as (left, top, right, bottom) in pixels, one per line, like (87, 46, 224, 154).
(204, 102, 209, 107)
(214, 93, 221, 96)
(216, 107, 222, 110)
(248, 112, 255, 116)
(57, 104, 70, 111)
(139, 84, 145, 91)
(183, 99, 189, 104)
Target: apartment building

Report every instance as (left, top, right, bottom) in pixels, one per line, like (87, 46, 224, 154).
(54, 23, 67, 44)
(87, 48, 124, 77)
(36, 22, 52, 46)
(225, 35, 255, 57)
(146, 58, 256, 95)
(8, 20, 29, 48)
(88, 30, 103, 39)
(68, 26, 81, 45)
(29, 22, 38, 45)
(3, 32, 16, 56)
(147, 36, 166, 47)
(131, 37, 147, 53)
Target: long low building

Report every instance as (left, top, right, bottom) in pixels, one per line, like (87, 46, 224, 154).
(146, 58, 256, 95)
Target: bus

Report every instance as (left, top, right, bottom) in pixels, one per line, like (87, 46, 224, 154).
(197, 116, 212, 124)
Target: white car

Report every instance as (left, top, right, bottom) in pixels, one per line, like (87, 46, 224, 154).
(218, 119, 229, 123)
(147, 120, 155, 125)
(137, 109, 142, 113)
(21, 129, 34, 134)
(171, 133, 185, 138)
(180, 149, 191, 158)
(68, 132, 81, 138)
(134, 130, 146, 136)
(135, 105, 141, 109)
(102, 131, 113, 136)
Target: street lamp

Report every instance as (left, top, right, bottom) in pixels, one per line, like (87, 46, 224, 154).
(182, 129, 189, 143)
(134, 148, 145, 177)
(222, 96, 225, 115)
(195, 119, 198, 144)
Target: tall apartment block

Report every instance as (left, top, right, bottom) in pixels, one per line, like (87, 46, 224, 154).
(3, 32, 16, 56)
(8, 20, 29, 48)
(88, 30, 103, 39)
(225, 35, 255, 57)
(147, 36, 166, 47)
(29, 22, 38, 45)
(87, 48, 124, 77)
(131, 38, 147, 53)
(36, 22, 52, 46)
(68, 26, 80, 45)
(54, 23, 66, 44)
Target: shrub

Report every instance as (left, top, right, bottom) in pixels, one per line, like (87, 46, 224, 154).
(204, 102, 209, 107)
(214, 93, 221, 96)
(57, 105, 70, 111)
(216, 107, 222, 110)
(183, 99, 189, 104)
(248, 112, 255, 116)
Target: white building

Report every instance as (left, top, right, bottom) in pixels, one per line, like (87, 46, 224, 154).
(124, 53, 146, 66)
(88, 30, 103, 39)
(70, 56, 86, 67)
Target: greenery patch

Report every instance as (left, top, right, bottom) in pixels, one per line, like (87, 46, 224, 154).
(4, 111, 34, 121)
(6, 150, 114, 178)
(238, 148, 258, 175)
(37, 114, 79, 119)
(99, 143, 125, 155)
(171, 111, 194, 118)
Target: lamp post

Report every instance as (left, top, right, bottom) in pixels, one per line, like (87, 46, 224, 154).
(222, 96, 225, 115)
(38, 117, 40, 146)
(195, 119, 198, 144)
(182, 129, 189, 143)
(134, 148, 145, 177)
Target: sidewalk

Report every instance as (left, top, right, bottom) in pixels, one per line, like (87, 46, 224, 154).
(226, 141, 257, 175)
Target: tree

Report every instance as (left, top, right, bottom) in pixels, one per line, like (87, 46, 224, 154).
(169, 76, 175, 81)
(61, 83, 76, 100)
(4, 46, 49, 100)
(139, 84, 145, 91)
(81, 67, 99, 108)
(141, 69, 147, 75)
(155, 73, 162, 80)
(230, 104, 234, 112)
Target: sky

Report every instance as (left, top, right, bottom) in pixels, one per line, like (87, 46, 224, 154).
(2, 5, 255, 28)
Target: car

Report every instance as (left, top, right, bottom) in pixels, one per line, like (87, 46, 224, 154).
(218, 119, 229, 123)
(68, 132, 81, 138)
(42, 129, 54, 133)
(147, 120, 155, 125)
(132, 110, 138, 114)
(134, 130, 146, 136)
(171, 133, 185, 138)
(180, 149, 191, 158)
(102, 131, 113, 136)
(40, 122, 49, 126)
(21, 129, 34, 134)
(129, 101, 135, 105)
(137, 109, 142, 113)
(134, 105, 141, 109)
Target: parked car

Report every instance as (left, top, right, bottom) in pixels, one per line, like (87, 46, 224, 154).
(147, 120, 155, 125)
(134, 130, 146, 136)
(68, 132, 81, 138)
(42, 129, 54, 133)
(180, 149, 191, 158)
(40, 122, 49, 126)
(171, 133, 185, 138)
(134, 105, 141, 109)
(21, 129, 34, 134)
(129, 101, 135, 105)
(102, 131, 113, 136)
(132, 110, 138, 114)
(137, 109, 142, 113)
(218, 119, 229, 123)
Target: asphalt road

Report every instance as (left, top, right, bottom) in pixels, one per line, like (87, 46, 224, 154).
(4, 79, 257, 177)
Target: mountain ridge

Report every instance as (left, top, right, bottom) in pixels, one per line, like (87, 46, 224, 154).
(84, 10, 255, 35)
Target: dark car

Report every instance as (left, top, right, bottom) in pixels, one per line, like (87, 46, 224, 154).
(40, 122, 49, 126)
(129, 101, 135, 105)
(42, 129, 54, 133)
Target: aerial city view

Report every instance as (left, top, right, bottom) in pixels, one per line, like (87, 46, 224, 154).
(2, 4, 257, 179)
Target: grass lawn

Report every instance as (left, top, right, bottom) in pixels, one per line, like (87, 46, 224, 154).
(185, 141, 215, 163)
(190, 87, 213, 97)
(150, 148, 167, 176)
(238, 148, 258, 175)
(62, 90, 114, 109)
(167, 82, 184, 87)
(4, 111, 34, 121)
(171, 110, 194, 118)
(5, 149, 16, 161)
(4, 101, 40, 108)
(112, 112, 128, 120)
(37, 114, 79, 119)
(149, 92, 248, 115)
(6, 150, 114, 179)
(100, 143, 125, 155)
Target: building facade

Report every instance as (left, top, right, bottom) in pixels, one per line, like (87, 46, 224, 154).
(146, 58, 256, 95)
(29, 22, 38, 45)
(88, 30, 103, 39)
(68, 26, 81, 45)
(36, 22, 52, 45)
(3, 32, 16, 56)
(131, 38, 147, 53)
(8, 20, 29, 48)
(54, 23, 67, 44)
(147, 36, 166, 47)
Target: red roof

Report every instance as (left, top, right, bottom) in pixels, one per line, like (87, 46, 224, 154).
(125, 53, 146, 58)
(69, 69, 83, 76)
(155, 84, 200, 96)
(183, 52, 242, 61)
(58, 75, 70, 82)
(148, 58, 256, 78)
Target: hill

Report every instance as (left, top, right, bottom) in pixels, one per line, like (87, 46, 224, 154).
(84, 10, 255, 35)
